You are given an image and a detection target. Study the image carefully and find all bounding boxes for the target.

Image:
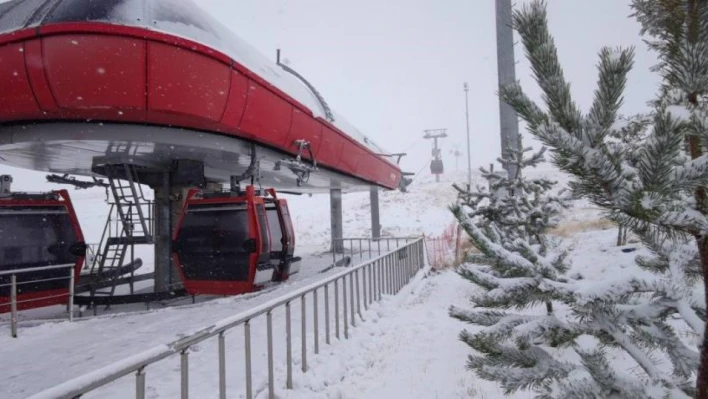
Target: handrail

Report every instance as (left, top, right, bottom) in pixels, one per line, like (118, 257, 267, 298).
(1, 263, 76, 338)
(331, 236, 416, 264)
(28, 237, 427, 399)
(333, 236, 416, 241)
(0, 263, 75, 277)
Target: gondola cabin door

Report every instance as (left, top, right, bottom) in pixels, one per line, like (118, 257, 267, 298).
(0, 188, 86, 313)
(172, 185, 274, 296)
(265, 189, 301, 282)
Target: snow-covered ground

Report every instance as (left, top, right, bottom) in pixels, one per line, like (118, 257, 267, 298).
(0, 170, 459, 397)
(2, 166, 653, 399)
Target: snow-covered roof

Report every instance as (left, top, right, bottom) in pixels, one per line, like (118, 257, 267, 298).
(0, 0, 389, 155)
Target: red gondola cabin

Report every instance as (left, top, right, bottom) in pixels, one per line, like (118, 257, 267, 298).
(0, 176, 86, 313)
(172, 185, 300, 296)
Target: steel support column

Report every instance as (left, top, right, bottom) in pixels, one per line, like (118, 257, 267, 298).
(330, 188, 344, 253)
(153, 177, 191, 292)
(153, 174, 172, 292)
(370, 186, 381, 239)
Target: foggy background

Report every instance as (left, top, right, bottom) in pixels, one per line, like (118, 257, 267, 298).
(3, 0, 659, 190)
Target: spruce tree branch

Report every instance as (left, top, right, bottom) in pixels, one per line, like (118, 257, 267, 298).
(587, 47, 636, 146)
(452, 205, 537, 272)
(677, 299, 706, 335)
(466, 344, 575, 394)
(449, 306, 510, 326)
(456, 265, 500, 291)
(500, 82, 547, 132)
(511, 0, 583, 136)
(571, 276, 658, 305)
(670, 154, 708, 193)
(534, 121, 634, 208)
(634, 320, 700, 383)
(575, 347, 650, 398)
(606, 328, 673, 385)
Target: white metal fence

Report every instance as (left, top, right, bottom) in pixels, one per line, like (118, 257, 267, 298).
(1, 263, 75, 337)
(27, 237, 426, 399)
(332, 236, 418, 264)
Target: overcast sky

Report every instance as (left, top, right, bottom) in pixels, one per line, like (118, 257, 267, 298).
(5, 0, 659, 189)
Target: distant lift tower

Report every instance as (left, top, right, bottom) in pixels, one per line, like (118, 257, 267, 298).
(424, 128, 448, 182)
(450, 144, 462, 171)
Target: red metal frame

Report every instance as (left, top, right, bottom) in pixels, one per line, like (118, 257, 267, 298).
(172, 186, 270, 296)
(0, 190, 85, 313)
(0, 22, 402, 189)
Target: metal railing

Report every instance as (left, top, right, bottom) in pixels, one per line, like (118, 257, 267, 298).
(331, 236, 417, 265)
(1, 263, 76, 338)
(28, 238, 426, 399)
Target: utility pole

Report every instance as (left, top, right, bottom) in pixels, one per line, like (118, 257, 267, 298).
(464, 83, 472, 189)
(495, 0, 521, 180)
(424, 129, 447, 182)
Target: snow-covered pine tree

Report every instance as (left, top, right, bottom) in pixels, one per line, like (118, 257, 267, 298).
(450, 145, 699, 396)
(452, 136, 568, 244)
(450, 131, 699, 396)
(449, 139, 578, 394)
(496, 0, 707, 395)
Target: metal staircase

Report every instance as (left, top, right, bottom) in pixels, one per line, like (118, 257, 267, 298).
(87, 164, 154, 302)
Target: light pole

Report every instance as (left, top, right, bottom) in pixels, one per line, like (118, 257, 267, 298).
(463, 82, 472, 190)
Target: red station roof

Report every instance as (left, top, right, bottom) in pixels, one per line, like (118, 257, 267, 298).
(0, 0, 401, 192)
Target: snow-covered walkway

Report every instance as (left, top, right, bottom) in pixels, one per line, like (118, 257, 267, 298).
(21, 268, 522, 399)
(278, 270, 511, 399)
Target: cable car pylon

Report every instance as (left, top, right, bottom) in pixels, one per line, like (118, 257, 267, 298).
(424, 129, 448, 182)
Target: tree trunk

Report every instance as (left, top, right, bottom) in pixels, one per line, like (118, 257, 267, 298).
(616, 225, 627, 246)
(697, 237, 708, 398)
(684, 2, 707, 394)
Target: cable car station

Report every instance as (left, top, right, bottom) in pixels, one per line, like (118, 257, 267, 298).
(0, 0, 406, 312)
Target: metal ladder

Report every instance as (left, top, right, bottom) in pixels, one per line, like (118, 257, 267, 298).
(89, 164, 154, 302)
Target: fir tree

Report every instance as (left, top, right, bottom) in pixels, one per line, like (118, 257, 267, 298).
(451, 137, 699, 396)
(452, 139, 568, 245)
(489, 0, 708, 395)
(449, 140, 578, 395)
(451, 146, 698, 397)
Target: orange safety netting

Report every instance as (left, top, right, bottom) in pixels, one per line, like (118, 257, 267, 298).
(424, 221, 461, 270)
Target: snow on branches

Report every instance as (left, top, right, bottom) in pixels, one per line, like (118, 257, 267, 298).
(450, 0, 707, 396)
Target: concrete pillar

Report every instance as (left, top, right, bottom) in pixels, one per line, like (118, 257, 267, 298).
(330, 188, 344, 253)
(370, 186, 381, 239)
